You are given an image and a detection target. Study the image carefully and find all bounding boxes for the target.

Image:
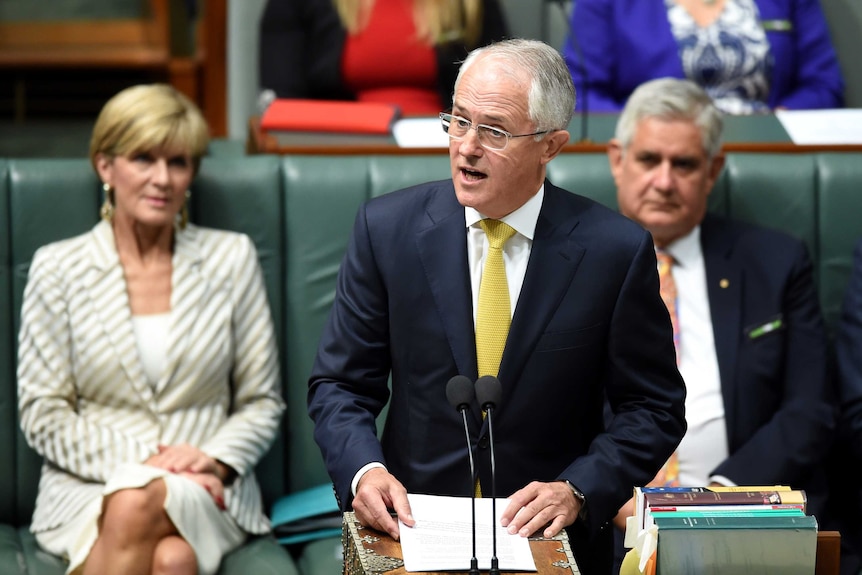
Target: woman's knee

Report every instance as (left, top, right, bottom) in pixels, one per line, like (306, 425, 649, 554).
(152, 536, 197, 575)
(100, 480, 172, 538)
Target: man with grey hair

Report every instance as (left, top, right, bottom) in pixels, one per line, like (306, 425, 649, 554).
(608, 77, 835, 571)
(309, 40, 686, 574)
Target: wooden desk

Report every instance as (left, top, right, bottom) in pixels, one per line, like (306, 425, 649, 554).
(817, 530, 842, 575)
(248, 115, 862, 156)
(342, 511, 580, 575)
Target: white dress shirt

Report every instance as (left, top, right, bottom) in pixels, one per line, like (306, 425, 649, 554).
(131, 313, 170, 386)
(663, 226, 730, 486)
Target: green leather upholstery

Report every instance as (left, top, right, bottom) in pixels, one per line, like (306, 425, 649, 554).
(817, 154, 862, 332)
(5, 160, 102, 574)
(1, 151, 860, 574)
(9, 159, 101, 529)
(279, 155, 452, 495)
(0, 159, 23, 573)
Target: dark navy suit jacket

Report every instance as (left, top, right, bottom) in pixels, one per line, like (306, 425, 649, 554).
(827, 237, 862, 574)
(308, 180, 686, 574)
(564, 0, 844, 111)
(698, 214, 834, 515)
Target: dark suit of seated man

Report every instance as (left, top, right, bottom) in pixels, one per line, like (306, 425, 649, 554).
(307, 39, 687, 575)
(606, 77, 837, 573)
(828, 236, 862, 575)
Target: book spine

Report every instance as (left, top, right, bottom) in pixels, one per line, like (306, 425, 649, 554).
(653, 514, 817, 530)
(640, 485, 790, 494)
(648, 503, 805, 514)
(644, 489, 806, 507)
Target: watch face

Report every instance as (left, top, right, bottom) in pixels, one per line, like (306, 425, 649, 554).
(565, 480, 585, 501)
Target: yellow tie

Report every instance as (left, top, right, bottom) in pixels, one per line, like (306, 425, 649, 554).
(476, 219, 517, 378)
(475, 219, 516, 497)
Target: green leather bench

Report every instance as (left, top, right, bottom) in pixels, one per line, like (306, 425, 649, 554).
(1, 151, 860, 574)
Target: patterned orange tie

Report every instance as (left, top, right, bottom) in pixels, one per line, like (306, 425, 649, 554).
(474, 219, 516, 496)
(656, 250, 681, 487)
(657, 251, 681, 364)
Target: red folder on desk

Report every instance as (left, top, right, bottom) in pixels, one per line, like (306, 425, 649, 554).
(260, 99, 400, 134)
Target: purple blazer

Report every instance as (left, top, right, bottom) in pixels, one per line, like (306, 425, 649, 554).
(564, 0, 845, 112)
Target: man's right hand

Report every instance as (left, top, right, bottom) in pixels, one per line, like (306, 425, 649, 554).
(353, 467, 414, 540)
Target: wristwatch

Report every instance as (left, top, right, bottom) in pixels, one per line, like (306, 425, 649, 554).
(561, 479, 588, 520)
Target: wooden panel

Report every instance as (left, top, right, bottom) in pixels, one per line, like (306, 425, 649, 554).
(200, 0, 228, 137)
(0, 0, 213, 125)
(816, 531, 841, 575)
(0, 0, 170, 68)
(0, 20, 161, 48)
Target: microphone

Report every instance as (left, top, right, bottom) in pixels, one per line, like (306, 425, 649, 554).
(475, 375, 503, 575)
(553, 0, 590, 143)
(446, 375, 481, 575)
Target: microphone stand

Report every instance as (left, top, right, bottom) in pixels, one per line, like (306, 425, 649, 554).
(486, 405, 500, 575)
(475, 375, 503, 575)
(460, 408, 481, 575)
(447, 375, 481, 575)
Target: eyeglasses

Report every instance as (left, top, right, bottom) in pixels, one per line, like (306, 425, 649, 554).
(439, 113, 553, 151)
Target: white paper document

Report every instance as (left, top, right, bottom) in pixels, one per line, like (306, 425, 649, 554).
(399, 493, 537, 572)
(392, 117, 450, 148)
(775, 109, 862, 144)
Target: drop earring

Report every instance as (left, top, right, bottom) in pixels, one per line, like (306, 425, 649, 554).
(179, 189, 191, 230)
(100, 183, 114, 222)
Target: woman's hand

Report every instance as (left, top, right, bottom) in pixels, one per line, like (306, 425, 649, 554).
(179, 471, 226, 510)
(146, 443, 217, 475)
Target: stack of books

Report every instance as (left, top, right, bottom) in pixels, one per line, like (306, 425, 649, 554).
(626, 485, 818, 575)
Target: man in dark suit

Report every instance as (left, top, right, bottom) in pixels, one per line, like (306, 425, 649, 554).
(829, 237, 862, 575)
(607, 77, 836, 570)
(307, 39, 686, 575)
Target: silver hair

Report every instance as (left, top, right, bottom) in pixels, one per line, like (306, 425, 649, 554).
(615, 78, 724, 159)
(453, 38, 575, 134)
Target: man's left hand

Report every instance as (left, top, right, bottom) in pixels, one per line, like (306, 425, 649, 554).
(501, 481, 579, 538)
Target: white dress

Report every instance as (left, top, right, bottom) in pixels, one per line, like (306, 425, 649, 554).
(35, 314, 246, 575)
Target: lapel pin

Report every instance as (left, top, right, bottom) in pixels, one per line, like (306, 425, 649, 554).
(720, 279, 729, 288)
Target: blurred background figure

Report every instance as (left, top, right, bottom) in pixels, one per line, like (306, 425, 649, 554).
(17, 83, 288, 575)
(258, 0, 510, 116)
(563, 0, 845, 114)
(607, 76, 836, 573)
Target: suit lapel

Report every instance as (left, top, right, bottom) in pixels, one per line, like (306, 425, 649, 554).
(416, 187, 476, 382)
(157, 225, 208, 396)
(701, 215, 742, 418)
(87, 221, 155, 406)
(500, 184, 585, 395)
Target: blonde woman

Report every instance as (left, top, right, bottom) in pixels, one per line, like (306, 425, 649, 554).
(259, 0, 509, 116)
(17, 84, 286, 575)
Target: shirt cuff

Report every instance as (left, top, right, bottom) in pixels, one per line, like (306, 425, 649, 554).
(352, 462, 387, 497)
(708, 475, 736, 487)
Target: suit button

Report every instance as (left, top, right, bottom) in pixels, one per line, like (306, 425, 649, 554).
(478, 435, 489, 449)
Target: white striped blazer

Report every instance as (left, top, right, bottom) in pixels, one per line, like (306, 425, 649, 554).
(17, 220, 285, 535)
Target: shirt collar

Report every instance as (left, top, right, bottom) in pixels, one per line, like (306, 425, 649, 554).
(464, 184, 544, 240)
(661, 225, 701, 268)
